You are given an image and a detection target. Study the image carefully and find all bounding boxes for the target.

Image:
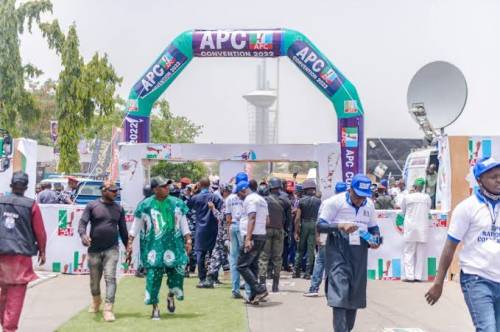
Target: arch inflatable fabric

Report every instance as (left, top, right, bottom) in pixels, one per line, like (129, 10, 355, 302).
(124, 29, 364, 183)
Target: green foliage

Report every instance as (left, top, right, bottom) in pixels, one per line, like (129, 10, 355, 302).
(0, 0, 52, 133)
(151, 160, 207, 182)
(151, 99, 203, 144)
(39, 22, 122, 173)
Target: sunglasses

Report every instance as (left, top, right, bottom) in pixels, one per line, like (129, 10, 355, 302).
(107, 189, 119, 193)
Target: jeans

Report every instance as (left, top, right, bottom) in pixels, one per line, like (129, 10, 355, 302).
(88, 246, 119, 304)
(237, 235, 267, 297)
(333, 307, 357, 332)
(230, 224, 242, 294)
(461, 271, 500, 332)
(310, 245, 325, 292)
(259, 228, 284, 279)
(0, 283, 27, 332)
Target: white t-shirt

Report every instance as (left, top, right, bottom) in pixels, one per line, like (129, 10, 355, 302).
(394, 190, 408, 208)
(225, 193, 243, 224)
(240, 192, 268, 236)
(448, 194, 500, 282)
(400, 192, 432, 242)
(319, 192, 378, 231)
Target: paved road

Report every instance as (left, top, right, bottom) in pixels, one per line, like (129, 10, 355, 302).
(18, 272, 474, 332)
(247, 274, 474, 332)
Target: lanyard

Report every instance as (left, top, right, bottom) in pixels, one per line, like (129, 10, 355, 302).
(485, 201, 499, 226)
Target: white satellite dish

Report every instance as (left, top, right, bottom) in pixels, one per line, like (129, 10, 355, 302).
(407, 61, 467, 130)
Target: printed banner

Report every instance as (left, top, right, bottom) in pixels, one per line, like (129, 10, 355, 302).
(39, 205, 138, 275)
(133, 45, 188, 99)
(338, 115, 363, 184)
(193, 30, 283, 57)
(287, 40, 344, 98)
(367, 210, 448, 281)
(124, 114, 150, 143)
(50, 120, 58, 144)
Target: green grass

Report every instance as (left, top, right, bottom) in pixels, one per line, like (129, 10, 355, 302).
(56, 276, 247, 332)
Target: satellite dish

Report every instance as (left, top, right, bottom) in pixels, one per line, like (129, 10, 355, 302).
(407, 61, 467, 130)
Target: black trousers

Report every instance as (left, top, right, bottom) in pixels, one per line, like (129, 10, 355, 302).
(237, 234, 266, 296)
(333, 307, 357, 332)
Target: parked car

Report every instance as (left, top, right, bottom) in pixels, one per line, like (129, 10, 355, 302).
(74, 180, 121, 205)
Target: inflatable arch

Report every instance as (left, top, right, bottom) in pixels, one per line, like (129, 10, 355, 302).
(124, 29, 364, 183)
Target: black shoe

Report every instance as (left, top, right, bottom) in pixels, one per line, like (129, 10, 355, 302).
(254, 290, 269, 302)
(198, 279, 214, 289)
(303, 274, 311, 280)
(167, 293, 175, 313)
(292, 271, 301, 279)
(214, 279, 223, 285)
(151, 307, 160, 320)
(272, 276, 280, 293)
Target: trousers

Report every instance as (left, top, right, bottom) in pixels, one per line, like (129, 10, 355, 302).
(88, 246, 119, 303)
(259, 228, 284, 278)
(237, 235, 266, 297)
(403, 241, 426, 281)
(0, 284, 27, 332)
(333, 307, 357, 332)
(145, 266, 185, 305)
(295, 221, 316, 274)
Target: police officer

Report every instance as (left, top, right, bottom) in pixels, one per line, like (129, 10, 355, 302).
(0, 172, 47, 332)
(259, 178, 292, 292)
(293, 179, 322, 279)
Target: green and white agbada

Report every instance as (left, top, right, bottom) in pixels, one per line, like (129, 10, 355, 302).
(131, 195, 191, 305)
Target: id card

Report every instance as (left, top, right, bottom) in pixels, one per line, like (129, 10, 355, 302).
(349, 230, 361, 245)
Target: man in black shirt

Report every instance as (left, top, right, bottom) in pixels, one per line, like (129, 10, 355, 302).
(293, 179, 321, 279)
(78, 181, 128, 322)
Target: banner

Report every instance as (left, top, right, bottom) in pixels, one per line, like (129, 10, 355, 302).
(367, 210, 448, 281)
(338, 115, 364, 184)
(124, 114, 150, 143)
(193, 29, 283, 57)
(39, 204, 138, 275)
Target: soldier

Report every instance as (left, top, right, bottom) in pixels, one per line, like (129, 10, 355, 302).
(294, 179, 322, 279)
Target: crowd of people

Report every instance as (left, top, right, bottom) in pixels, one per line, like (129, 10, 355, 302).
(1, 156, 499, 331)
(35, 176, 80, 204)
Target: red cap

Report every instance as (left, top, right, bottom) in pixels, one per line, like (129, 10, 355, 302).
(67, 176, 79, 183)
(180, 177, 192, 185)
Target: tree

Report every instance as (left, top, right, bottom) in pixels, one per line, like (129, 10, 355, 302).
(151, 99, 203, 144)
(0, 0, 52, 133)
(39, 21, 122, 173)
(150, 98, 206, 181)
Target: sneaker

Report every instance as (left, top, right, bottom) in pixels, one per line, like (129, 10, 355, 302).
(151, 308, 161, 320)
(232, 292, 243, 299)
(167, 293, 175, 313)
(303, 290, 319, 297)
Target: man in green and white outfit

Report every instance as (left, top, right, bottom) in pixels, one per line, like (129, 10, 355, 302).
(127, 177, 192, 320)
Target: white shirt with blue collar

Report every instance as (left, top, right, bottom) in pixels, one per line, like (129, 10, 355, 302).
(318, 192, 378, 232)
(448, 188, 500, 282)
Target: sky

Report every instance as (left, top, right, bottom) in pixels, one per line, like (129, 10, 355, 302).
(20, 0, 500, 144)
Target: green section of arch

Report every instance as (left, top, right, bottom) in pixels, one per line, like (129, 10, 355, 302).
(127, 29, 364, 119)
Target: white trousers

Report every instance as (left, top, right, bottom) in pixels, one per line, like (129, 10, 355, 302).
(403, 242, 426, 281)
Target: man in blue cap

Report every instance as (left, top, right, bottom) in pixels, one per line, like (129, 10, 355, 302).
(224, 172, 248, 298)
(317, 174, 381, 332)
(426, 157, 500, 331)
(236, 180, 269, 304)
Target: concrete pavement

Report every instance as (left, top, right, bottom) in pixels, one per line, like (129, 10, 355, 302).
(247, 274, 474, 332)
(19, 274, 89, 332)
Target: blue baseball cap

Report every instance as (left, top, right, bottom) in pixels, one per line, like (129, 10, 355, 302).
(235, 172, 248, 184)
(381, 179, 389, 188)
(335, 181, 347, 194)
(474, 157, 500, 179)
(235, 181, 249, 194)
(351, 174, 372, 197)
